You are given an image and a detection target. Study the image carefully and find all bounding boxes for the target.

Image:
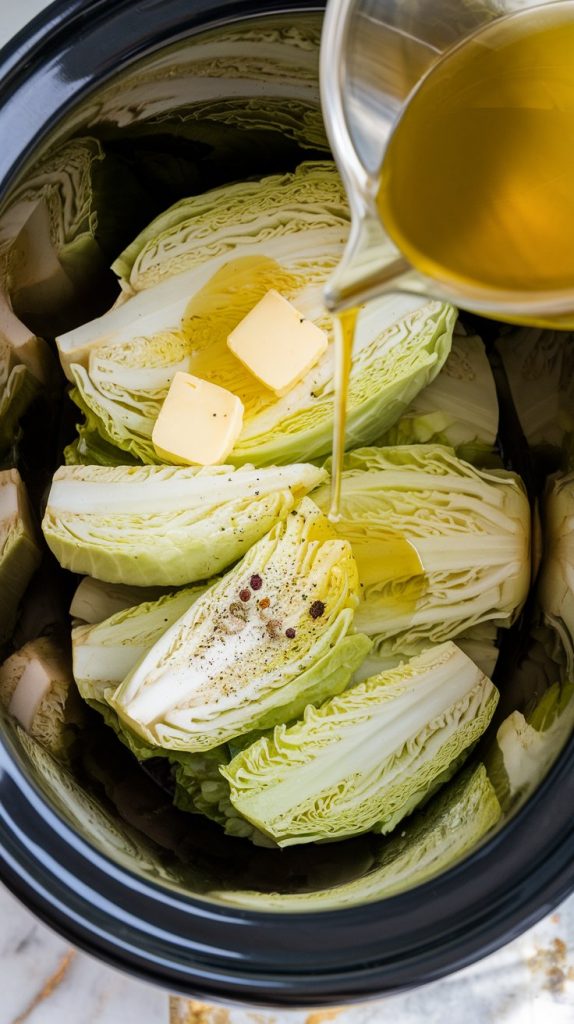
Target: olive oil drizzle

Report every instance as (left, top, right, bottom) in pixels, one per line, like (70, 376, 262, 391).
(329, 306, 359, 522)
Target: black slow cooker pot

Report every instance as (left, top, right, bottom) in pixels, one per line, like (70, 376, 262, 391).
(0, 0, 573, 1008)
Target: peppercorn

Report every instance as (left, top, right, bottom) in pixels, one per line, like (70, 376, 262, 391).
(309, 600, 326, 619)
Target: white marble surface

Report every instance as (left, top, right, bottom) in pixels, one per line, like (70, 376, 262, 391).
(1, 881, 574, 1024)
(1, 2, 573, 1022)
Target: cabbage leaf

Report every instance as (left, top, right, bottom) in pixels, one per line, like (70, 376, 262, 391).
(538, 472, 574, 662)
(377, 334, 499, 465)
(488, 680, 574, 812)
(70, 576, 170, 625)
(0, 337, 39, 456)
(0, 637, 84, 760)
(42, 461, 326, 585)
(211, 764, 501, 908)
(0, 469, 42, 643)
(111, 497, 370, 751)
(72, 585, 210, 701)
(314, 445, 530, 654)
(354, 622, 500, 682)
(223, 642, 498, 846)
(57, 162, 454, 467)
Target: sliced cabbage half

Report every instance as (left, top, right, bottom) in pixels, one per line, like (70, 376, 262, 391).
(57, 162, 455, 467)
(212, 763, 502, 908)
(223, 641, 498, 846)
(0, 469, 42, 643)
(0, 337, 39, 456)
(70, 576, 171, 625)
(314, 445, 530, 655)
(0, 637, 84, 760)
(538, 472, 574, 662)
(495, 327, 574, 453)
(72, 584, 210, 701)
(354, 622, 500, 682)
(487, 679, 574, 812)
(42, 461, 326, 585)
(377, 334, 499, 465)
(111, 497, 370, 751)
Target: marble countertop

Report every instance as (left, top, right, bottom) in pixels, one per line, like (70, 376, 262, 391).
(0, 2, 573, 1022)
(1, 882, 573, 1024)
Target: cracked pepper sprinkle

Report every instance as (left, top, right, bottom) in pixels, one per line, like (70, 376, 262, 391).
(266, 619, 282, 638)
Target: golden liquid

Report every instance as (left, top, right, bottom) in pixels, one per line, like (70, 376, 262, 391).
(329, 307, 358, 521)
(328, 310, 426, 608)
(378, 2, 574, 306)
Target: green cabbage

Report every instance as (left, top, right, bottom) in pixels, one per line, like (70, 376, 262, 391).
(495, 327, 574, 454)
(72, 585, 210, 701)
(488, 680, 574, 812)
(56, 162, 348, 374)
(211, 764, 501, 908)
(70, 576, 170, 625)
(57, 163, 454, 467)
(538, 472, 574, 662)
(0, 283, 54, 385)
(111, 497, 370, 751)
(112, 161, 345, 295)
(0, 637, 84, 760)
(0, 337, 39, 457)
(171, 746, 273, 846)
(66, 287, 454, 467)
(314, 445, 530, 654)
(42, 461, 325, 585)
(377, 333, 499, 465)
(0, 136, 152, 333)
(354, 622, 500, 682)
(223, 641, 498, 846)
(0, 469, 42, 643)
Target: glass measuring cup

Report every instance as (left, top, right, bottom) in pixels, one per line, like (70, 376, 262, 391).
(320, 0, 574, 326)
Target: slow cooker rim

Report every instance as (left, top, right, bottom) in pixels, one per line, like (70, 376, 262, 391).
(0, 0, 573, 1007)
(2, 702, 574, 1005)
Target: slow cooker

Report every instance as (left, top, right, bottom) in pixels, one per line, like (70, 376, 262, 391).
(0, 0, 573, 1008)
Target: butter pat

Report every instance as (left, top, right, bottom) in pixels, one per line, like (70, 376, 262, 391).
(227, 289, 328, 397)
(152, 372, 244, 466)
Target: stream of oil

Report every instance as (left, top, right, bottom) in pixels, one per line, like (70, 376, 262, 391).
(329, 308, 426, 601)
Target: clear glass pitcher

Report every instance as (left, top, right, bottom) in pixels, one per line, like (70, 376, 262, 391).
(320, 0, 574, 325)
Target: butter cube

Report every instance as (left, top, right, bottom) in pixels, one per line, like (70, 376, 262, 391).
(152, 372, 244, 466)
(227, 289, 328, 397)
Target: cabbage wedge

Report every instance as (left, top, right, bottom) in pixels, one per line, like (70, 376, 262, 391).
(42, 461, 325, 585)
(57, 162, 349, 374)
(0, 337, 39, 457)
(70, 576, 170, 625)
(212, 764, 502, 908)
(314, 445, 530, 655)
(223, 642, 498, 846)
(72, 585, 210, 701)
(495, 327, 574, 455)
(354, 622, 500, 682)
(378, 334, 499, 465)
(57, 162, 454, 466)
(0, 469, 42, 643)
(66, 286, 454, 467)
(487, 679, 574, 811)
(538, 472, 574, 661)
(0, 637, 84, 760)
(111, 497, 370, 751)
